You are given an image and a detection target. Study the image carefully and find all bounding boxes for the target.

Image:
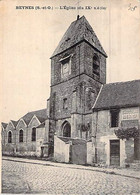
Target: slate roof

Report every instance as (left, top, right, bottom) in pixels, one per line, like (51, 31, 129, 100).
(1, 122, 8, 129)
(21, 109, 47, 125)
(58, 136, 87, 145)
(51, 16, 107, 58)
(93, 80, 140, 110)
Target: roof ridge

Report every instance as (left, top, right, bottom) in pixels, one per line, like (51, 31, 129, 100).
(27, 108, 46, 114)
(106, 79, 140, 85)
(21, 108, 46, 118)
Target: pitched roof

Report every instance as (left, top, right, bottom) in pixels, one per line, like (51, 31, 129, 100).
(37, 116, 47, 123)
(11, 120, 19, 127)
(58, 136, 86, 145)
(93, 80, 140, 110)
(21, 109, 47, 125)
(36, 122, 45, 128)
(51, 16, 107, 58)
(1, 122, 8, 129)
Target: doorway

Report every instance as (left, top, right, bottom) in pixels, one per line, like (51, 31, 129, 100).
(110, 140, 120, 166)
(41, 147, 44, 158)
(134, 138, 140, 160)
(62, 121, 71, 137)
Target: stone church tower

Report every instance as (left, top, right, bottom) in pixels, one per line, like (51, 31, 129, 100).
(46, 16, 107, 144)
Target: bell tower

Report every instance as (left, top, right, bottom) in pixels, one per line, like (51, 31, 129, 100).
(48, 16, 107, 140)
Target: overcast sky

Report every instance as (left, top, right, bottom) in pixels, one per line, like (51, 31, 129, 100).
(1, 0, 140, 123)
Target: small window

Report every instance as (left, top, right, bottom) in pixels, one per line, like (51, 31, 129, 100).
(62, 61, 69, 77)
(8, 131, 12, 143)
(32, 128, 36, 141)
(63, 98, 68, 109)
(60, 55, 71, 78)
(19, 129, 23, 142)
(110, 110, 119, 127)
(93, 54, 100, 76)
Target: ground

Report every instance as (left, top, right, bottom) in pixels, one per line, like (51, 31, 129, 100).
(2, 158, 140, 194)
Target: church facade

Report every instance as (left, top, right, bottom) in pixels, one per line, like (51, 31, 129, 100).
(1, 16, 140, 167)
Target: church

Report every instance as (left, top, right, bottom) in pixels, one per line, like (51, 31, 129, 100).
(1, 16, 140, 167)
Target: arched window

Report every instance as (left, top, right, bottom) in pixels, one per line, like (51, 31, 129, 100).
(8, 131, 12, 143)
(93, 54, 100, 76)
(63, 98, 68, 109)
(19, 129, 23, 142)
(32, 128, 36, 141)
(62, 121, 71, 137)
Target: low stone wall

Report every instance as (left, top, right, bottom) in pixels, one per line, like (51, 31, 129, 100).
(54, 136, 70, 163)
(2, 141, 44, 158)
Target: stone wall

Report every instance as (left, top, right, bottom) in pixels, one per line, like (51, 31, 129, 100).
(51, 41, 106, 87)
(51, 42, 85, 86)
(49, 41, 106, 127)
(87, 141, 95, 164)
(4, 122, 16, 144)
(54, 135, 70, 163)
(125, 139, 134, 163)
(71, 142, 87, 165)
(54, 112, 93, 140)
(16, 120, 27, 144)
(84, 42, 106, 84)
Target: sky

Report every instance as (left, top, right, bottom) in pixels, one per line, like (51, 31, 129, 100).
(0, 0, 140, 123)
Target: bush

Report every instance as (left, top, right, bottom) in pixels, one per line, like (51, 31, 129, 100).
(114, 127, 139, 140)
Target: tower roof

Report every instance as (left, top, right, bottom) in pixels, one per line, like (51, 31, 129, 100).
(51, 16, 107, 58)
